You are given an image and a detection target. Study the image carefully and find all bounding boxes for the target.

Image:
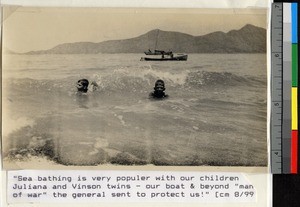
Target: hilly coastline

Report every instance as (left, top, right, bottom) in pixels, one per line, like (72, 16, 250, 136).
(26, 24, 266, 54)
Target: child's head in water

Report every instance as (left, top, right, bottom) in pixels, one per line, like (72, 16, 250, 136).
(151, 79, 167, 98)
(77, 79, 89, 93)
(154, 79, 165, 91)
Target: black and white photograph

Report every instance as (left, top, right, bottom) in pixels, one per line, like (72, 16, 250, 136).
(2, 7, 267, 168)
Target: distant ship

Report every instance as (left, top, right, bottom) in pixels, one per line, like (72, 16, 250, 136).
(141, 30, 188, 61)
(141, 54, 188, 61)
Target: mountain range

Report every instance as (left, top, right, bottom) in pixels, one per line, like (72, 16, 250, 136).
(26, 24, 266, 54)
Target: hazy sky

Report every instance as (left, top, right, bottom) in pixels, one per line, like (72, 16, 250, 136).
(3, 7, 267, 53)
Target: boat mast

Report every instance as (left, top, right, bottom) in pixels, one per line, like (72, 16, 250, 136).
(154, 29, 159, 50)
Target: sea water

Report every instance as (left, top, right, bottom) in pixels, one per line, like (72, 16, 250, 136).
(2, 53, 267, 167)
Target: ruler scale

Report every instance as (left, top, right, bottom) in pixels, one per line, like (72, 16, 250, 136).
(282, 3, 292, 173)
(271, 2, 283, 174)
(271, 2, 298, 174)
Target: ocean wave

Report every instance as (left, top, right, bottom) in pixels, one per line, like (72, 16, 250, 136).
(4, 69, 265, 96)
(185, 71, 266, 88)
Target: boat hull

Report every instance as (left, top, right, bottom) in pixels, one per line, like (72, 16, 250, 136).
(140, 54, 188, 61)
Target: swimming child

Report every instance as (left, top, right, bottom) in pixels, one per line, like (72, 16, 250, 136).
(76, 79, 89, 93)
(149, 79, 168, 99)
(76, 79, 99, 93)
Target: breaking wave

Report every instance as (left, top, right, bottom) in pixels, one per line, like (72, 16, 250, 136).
(4, 69, 265, 95)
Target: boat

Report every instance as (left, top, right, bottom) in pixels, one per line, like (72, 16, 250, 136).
(140, 54, 188, 61)
(142, 30, 188, 61)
